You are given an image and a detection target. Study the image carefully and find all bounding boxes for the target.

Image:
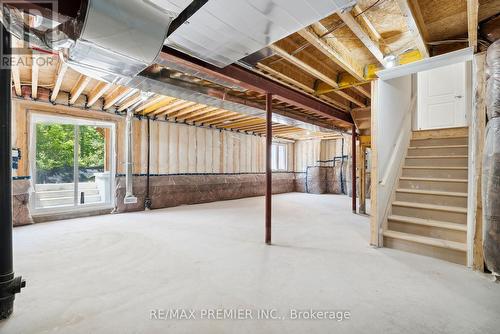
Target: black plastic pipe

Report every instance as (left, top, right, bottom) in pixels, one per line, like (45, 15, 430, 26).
(0, 24, 25, 320)
(265, 93, 272, 245)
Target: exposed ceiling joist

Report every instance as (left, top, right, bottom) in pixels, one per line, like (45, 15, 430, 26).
(104, 87, 132, 110)
(396, 0, 429, 58)
(256, 63, 315, 94)
(353, 85, 371, 99)
(159, 48, 353, 125)
(142, 96, 176, 115)
(69, 75, 91, 105)
(50, 62, 68, 102)
(298, 24, 364, 81)
(135, 95, 165, 112)
(182, 106, 218, 121)
(170, 104, 207, 118)
(270, 44, 339, 89)
(338, 11, 387, 67)
(193, 110, 234, 123)
(11, 38, 22, 96)
(87, 82, 112, 107)
(117, 91, 143, 112)
(352, 5, 383, 45)
(31, 54, 39, 99)
(467, 0, 479, 52)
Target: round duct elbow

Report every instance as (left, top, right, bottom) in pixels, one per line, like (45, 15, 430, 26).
(63, 0, 175, 82)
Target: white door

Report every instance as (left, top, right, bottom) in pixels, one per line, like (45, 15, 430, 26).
(417, 62, 467, 130)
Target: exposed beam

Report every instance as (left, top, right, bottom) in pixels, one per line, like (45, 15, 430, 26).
(117, 91, 143, 112)
(104, 86, 132, 110)
(159, 47, 353, 125)
(11, 38, 22, 96)
(256, 63, 315, 94)
(211, 115, 251, 126)
(182, 106, 218, 121)
(142, 97, 177, 115)
(353, 85, 371, 99)
(161, 101, 196, 118)
(147, 99, 185, 116)
(298, 24, 365, 81)
(270, 44, 339, 89)
(270, 44, 365, 108)
(256, 63, 349, 111)
(50, 62, 68, 102)
(169, 104, 207, 118)
(194, 110, 235, 123)
(87, 81, 112, 107)
(135, 95, 165, 113)
(352, 5, 383, 45)
(338, 11, 387, 67)
(467, 0, 479, 52)
(335, 90, 366, 108)
(220, 118, 265, 129)
(31, 53, 39, 99)
(396, 0, 429, 58)
(69, 75, 91, 105)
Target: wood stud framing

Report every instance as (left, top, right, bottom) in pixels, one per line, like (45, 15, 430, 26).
(467, 0, 479, 52)
(395, 0, 429, 58)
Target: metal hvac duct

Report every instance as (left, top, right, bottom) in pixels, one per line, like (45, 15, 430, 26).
(165, 0, 356, 67)
(59, 0, 187, 83)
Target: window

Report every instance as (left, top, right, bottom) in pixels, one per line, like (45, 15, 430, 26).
(31, 114, 115, 213)
(271, 143, 288, 171)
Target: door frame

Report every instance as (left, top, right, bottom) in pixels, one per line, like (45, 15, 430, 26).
(29, 112, 116, 215)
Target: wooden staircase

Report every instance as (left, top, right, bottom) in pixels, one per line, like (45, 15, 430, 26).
(383, 128, 469, 265)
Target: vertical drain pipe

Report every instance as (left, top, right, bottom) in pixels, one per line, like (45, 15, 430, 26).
(0, 25, 25, 320)
(124, 109, 137, 204)
(265, 93, 272, 245)
(144, 116, 152, 210)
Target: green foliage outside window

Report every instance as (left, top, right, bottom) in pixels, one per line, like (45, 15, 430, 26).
(36, 124, 105, 171)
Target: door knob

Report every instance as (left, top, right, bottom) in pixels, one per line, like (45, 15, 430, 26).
(455, 95, 463, 98)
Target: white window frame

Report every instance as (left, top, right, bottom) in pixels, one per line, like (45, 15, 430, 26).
(271, 142, 288, 171)
(29, 113, 116, 215)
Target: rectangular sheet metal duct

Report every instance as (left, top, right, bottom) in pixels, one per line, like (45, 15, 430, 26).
(165, 0, 356, 67)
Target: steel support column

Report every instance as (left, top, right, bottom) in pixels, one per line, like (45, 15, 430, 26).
(265, 93, 272, 245)
(0, 25, 25, 320)
(351, 124, 357, 213)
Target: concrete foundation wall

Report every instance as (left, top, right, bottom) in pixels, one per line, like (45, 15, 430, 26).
(114, 173, 296, 213)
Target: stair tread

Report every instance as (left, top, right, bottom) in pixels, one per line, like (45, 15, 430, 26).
(406, 155, 468, 159)
(408, 145, 468, 149)
(403, 166, 468, 170)
(383, 230, 467, 251)
(388, 215, 467, 231)
(411, 135, 468, 140)
(396, 188, 468, 197)
(400, 177, 467, 183)
(392, 201, 467, 213)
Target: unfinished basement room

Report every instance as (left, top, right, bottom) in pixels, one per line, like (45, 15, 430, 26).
(0, 0, 499, 333)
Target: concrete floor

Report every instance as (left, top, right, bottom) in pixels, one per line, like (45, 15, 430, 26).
(2, 193, 499, 334)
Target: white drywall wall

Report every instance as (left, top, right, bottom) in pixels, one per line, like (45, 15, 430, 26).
(374, 75, 413, 243)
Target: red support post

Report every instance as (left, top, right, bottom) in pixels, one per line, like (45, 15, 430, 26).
(265, 93, 272, 244)
(352, 124, 357, 213)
